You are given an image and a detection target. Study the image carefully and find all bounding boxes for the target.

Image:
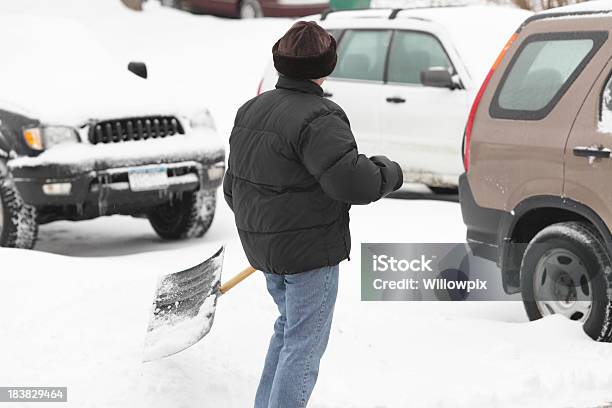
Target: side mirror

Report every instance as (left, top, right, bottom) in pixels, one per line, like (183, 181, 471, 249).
(420, 67, 458, 90)
(128, 61, 148, 79)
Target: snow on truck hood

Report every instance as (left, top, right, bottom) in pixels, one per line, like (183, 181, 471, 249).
(8, 130, 224, 172)
(0, 14, 201, 125)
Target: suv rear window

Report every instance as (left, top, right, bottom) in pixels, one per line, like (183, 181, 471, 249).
(490, 32, 608, 120)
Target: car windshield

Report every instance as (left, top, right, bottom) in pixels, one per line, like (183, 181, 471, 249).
(0, 15, 122, 93)
(0, 14, 149, 121)
(0, 16, 117, 75)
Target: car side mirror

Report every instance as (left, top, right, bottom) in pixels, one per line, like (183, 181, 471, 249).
(420, 67, 457, 90)
(128, 61, 148, 79)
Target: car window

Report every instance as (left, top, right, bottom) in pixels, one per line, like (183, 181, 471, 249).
(331, 30, 392, 82)
(387, 31, 453, 85)
(600, 72, 612, 133)
(491, 32, 608, 120)
(498, 39, 592, 111)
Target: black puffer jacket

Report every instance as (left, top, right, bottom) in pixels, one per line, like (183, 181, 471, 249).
(224, 76, 403, 274)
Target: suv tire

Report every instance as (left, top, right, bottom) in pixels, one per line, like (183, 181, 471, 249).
(520, 221, 612, 342)
(0, 175, 38, 249)
(148, 189, 216, 240)
(240, 0, 263, 18)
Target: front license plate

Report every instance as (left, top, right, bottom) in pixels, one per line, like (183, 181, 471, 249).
(128, 166, 169, 192)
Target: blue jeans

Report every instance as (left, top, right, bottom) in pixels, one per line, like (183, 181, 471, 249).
(255, 265, 339, 408)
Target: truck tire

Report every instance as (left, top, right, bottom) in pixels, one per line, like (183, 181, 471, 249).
(240, 0, 262, 18)
(520, 221, 612, 342)
(148, 189, 216, 240)
(0, 175, 38, 249)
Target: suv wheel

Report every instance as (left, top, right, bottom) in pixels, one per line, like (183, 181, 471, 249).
(240, 0, 262, 18)
(520, 222, 612, 342)
(148, 189, 216, 240)
(0, 175, 38, 249)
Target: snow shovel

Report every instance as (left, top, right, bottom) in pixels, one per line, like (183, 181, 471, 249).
(142, 246, 257, 362)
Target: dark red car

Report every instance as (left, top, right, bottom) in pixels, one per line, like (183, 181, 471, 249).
(179, 0, 329, 18)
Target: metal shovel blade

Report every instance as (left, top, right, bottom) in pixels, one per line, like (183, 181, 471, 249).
(143, 246, 224, 362)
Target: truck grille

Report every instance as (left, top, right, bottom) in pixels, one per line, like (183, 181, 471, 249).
(88, 116, 184, 144)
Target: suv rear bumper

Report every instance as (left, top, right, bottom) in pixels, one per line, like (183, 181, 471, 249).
(458, 173, 505, 263)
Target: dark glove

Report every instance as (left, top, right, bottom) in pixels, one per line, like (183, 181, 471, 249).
(369, 155, 403, 197)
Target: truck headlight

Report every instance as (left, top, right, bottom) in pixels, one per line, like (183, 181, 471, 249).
(23, 126, 79, 150)
(190, 109, 216, 130)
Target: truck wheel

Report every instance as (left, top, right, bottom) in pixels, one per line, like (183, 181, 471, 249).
(520, 222, 612, 342)
(240, 0, 262, 18)
(0, 175, 38, 249)
(148, 189, 216, 240)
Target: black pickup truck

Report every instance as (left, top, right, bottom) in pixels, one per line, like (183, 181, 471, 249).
(0, 16, 225, 248)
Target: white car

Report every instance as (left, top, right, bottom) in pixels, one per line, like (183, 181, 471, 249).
(259, 6, 532, 192)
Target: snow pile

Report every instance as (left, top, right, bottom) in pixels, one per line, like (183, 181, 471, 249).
(2, 198, 612, 407)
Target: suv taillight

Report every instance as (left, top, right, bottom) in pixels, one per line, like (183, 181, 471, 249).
(463, 33, 517, 172)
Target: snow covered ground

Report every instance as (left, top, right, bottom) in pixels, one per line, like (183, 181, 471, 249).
(4, 196, 612, 408)
(2, 1, 612, 407)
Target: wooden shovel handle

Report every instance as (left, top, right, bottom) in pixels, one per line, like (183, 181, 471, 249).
(219, 266, 257, 295)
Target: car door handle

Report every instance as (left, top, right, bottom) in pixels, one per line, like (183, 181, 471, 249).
(323, 91, 333, 98)
(386, 96, 406, 104)
(573, 146, 611, 159)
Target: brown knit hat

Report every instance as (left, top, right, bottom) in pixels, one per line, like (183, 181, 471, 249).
(272, 21, 337, 80)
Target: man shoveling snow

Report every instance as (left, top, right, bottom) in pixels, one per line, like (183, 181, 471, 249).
(223, 21, 403, 408)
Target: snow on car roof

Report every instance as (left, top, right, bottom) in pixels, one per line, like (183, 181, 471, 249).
(539, 0, 612, 15)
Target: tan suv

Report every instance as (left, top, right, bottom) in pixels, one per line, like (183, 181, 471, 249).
(460, 2, 612, 341)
